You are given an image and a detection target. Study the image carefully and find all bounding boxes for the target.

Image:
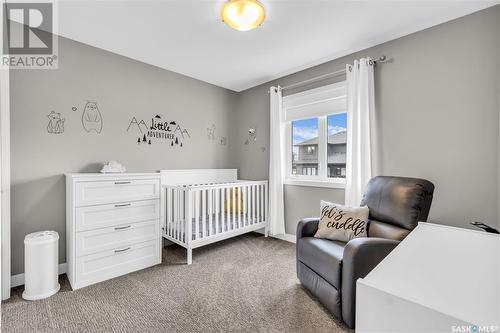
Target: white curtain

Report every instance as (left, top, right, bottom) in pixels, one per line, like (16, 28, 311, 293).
(268, 86, 285, 236)
(345, 58, 376, 206)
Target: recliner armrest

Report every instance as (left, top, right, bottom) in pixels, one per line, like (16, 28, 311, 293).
(341, 237, 400, 328)
(296, 217, 320, 242)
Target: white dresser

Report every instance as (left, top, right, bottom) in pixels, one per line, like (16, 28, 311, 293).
(66, 173, 162, 290)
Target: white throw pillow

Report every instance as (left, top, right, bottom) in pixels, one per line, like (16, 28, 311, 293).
(314, 200, 369, 242)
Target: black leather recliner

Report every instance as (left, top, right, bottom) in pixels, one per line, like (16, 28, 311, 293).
(296, 176, 434, 328)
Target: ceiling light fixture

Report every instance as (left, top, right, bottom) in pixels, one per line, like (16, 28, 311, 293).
(220, 0, 266, 32)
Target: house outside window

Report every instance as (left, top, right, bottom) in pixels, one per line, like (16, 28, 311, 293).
(283, 81, 347, 188)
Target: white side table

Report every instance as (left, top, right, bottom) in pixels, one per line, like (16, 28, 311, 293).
(356, 222, 499, 332)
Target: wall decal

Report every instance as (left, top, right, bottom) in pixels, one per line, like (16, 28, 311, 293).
(127, 117, 148, 134)
(248, 128, 257, 141)
(47, 111, 65, 134)
(127, 114, 190, 147)
(207, 124, 216, 140)
(71, 106, 77, 112)
(244, 127, 257, 145)
(82, 101, 103, 133)
(220, 136, 227, 146)
(136, 134, 152, 145)
(260, 146, 266, 152)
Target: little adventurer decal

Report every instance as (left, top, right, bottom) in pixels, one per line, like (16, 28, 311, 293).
(320, 204, 367, 237)
(127, 115, 190, 147)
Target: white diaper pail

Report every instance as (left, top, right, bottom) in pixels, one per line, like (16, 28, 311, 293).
(22, 231, 60, 300)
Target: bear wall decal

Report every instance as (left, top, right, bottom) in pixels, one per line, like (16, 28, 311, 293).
(81, 101, 103, 133)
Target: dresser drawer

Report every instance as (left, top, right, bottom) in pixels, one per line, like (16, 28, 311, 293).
(76, 220, 159, 256)
(75, 199, 159, 232)
(74, 239, 159, 289)
(75, 179, 159, 206)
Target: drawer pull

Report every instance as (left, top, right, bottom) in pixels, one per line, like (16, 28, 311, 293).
(114, 181, 131, 185)
(114, 203, 131, 208)
(114, 225, 131, 231)
(114, 247, 131, 253)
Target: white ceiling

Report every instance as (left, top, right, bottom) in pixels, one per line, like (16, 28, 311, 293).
(56, 0, 499, 92)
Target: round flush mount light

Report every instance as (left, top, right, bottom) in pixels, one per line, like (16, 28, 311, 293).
(220, 0, 266, 32)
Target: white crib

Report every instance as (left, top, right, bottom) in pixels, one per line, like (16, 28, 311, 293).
(160, 169, 269, 264)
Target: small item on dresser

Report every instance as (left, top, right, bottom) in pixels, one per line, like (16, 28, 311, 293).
(314, 200, 369, 242)
(100, 160, 126, 173)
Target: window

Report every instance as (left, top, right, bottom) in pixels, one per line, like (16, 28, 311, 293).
(327, 113, 347, 179)
(283, 81, 347, 187)
(292, 118, 318, 176)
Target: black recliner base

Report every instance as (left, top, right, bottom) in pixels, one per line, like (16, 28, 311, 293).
(297, 261, 341, 319)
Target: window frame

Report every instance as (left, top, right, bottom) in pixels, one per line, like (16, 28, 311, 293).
(283, 81, 347, 189)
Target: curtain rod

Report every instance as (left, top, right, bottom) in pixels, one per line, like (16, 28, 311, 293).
(271, 56, 393, 93)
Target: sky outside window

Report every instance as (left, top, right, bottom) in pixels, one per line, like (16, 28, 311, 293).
(292, 114, 347, 146)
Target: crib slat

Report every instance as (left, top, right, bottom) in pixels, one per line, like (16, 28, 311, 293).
(179, 188, 183, 242)
(179, 187, 186, 242)
(171, 188, 174, 237)
(237, 186, 242, 229)
(173, 188, 177, 240)
(184, 189, 188, 242)
(255, 185, 261, 223)
(252, 185, 256, 225)
(215, 188, 220, 235)
(232, 186, 236, 230)
(247, 186, 250, 225)
(172, 189, 179, 239)
(246, 186, 249, 225)
(165, 187, 170, 236)
(226, 187, 230, 231)
(208, 189, 213, 237)
(181, 189, 185, 243)
(202, 190, 207, 238)
(247, 186, 251, 225)
(185, 189, 189, 240)
(249, 185, 253, 225)
(175, 188, 179, 239)
(243, 186, 247, 226)
(221, 187, 225, 233)
(195, 190, 200, 240)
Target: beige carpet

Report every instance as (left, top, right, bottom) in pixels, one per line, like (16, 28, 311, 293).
(1, 233, 351, 333)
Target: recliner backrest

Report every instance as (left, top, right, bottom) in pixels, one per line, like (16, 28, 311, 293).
(360, 176, 434, 241)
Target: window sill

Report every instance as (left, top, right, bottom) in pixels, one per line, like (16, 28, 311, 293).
(284, 179, 346, 189)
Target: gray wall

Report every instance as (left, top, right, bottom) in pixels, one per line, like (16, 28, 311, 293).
(10, 37, 237, 275)
(231, 6, 500, 234)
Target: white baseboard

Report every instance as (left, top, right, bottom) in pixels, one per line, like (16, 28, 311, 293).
(11, 263, 67, 288)
(255, 229, 296, 244)
(271, 233, 296, 243)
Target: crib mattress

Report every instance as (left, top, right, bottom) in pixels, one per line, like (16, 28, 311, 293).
(166, 213, 261, 241)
